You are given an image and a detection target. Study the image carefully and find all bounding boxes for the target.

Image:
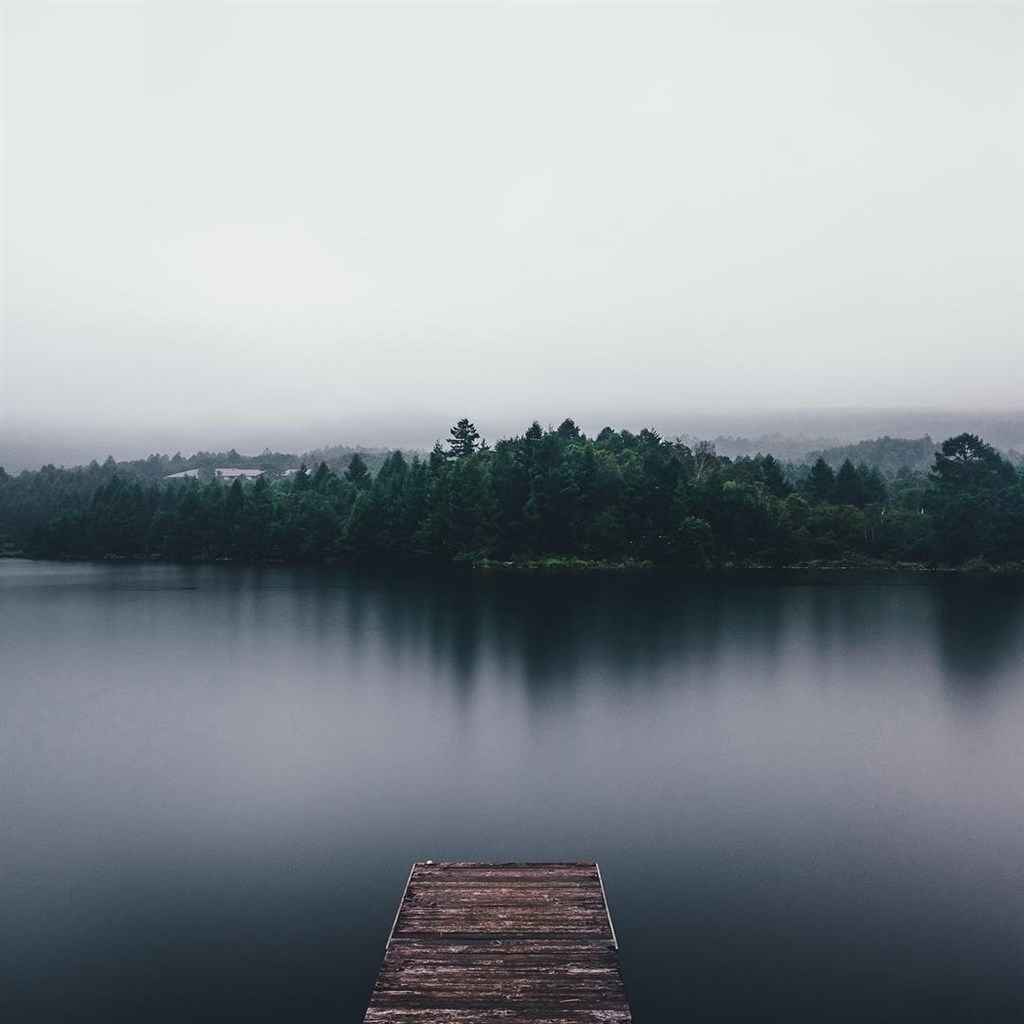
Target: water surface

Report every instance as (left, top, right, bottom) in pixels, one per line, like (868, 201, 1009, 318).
(3, 560, 1024, 1021)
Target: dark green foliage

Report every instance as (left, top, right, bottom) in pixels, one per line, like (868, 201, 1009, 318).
(4, 423, 1024, 568)
(760, 455, 789, 498)
(447, 418, 481, 459)
(931, 433, 1015, 493)
(833, 460, 863, 507)
(805, 458, 836, 503)
(344, 453, 370, 487)
(925, 434, 1022, 564)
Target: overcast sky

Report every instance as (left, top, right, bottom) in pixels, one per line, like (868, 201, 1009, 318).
(3, 2, 1022, 461)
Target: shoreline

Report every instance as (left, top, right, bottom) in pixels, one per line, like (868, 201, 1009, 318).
(4, 551, 1023, 576)
(474, 556, 1024, 575)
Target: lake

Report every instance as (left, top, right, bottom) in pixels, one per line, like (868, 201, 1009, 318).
(3, 559, 1024, 1022)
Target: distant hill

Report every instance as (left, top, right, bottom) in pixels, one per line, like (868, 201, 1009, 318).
(803, 436, 938, 476)
(678, 433, 940, 475)
(4, 445, 404, 482)
(298, 444, 402, 477)
(681, 433, 841, 463)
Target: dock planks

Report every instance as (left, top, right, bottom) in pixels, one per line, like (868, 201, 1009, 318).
(363, 861, 632, 1023)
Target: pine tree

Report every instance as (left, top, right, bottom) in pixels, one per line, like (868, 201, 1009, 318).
(806, 458, 836, 504)
(312, 461, 331, 492)
(760, 454, 789, 498)
(447, 419, 480, 459)
(833, 459, 863, 507)
(345, 453, 370, 488)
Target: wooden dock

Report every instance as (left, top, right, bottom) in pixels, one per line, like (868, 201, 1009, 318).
(363, 861, 632, 1023)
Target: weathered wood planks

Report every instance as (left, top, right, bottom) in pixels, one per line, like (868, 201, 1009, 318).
(363, 861, 631, 1023)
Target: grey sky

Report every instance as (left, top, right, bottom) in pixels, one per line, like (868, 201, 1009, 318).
(3, 3, 1022, 460)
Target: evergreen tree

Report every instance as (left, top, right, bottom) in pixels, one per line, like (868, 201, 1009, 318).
(447, 418, 481, 459)
(429, 442, 446, 473)
(860, 464, 888, 505)
(312, 461, 332, 492)
(806, 458, 836, 504)
(760, 454, 789, 498)
(345, 453, 371, 487)
(224, 478, 245, 555)
(240, 476, 273, 559)
(833, 459, 863, 507)
(931, 433, 1015, 492)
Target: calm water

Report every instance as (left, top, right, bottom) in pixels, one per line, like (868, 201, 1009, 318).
(3, 560, 1024, 1022)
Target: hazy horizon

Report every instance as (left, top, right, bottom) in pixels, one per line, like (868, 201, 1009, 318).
(4, 404, 1024, 473)
(4, 4, 1023, 468)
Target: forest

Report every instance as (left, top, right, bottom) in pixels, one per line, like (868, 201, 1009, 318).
(2, 420, 1023, 571)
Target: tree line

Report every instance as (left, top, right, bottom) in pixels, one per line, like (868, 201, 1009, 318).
(2, 420, 1023, 569)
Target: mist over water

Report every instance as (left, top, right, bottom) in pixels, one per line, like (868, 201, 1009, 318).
(3, 560, 1024, 1022)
